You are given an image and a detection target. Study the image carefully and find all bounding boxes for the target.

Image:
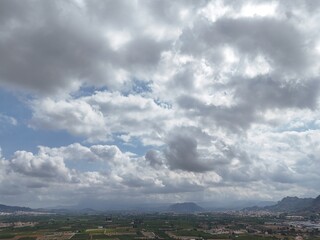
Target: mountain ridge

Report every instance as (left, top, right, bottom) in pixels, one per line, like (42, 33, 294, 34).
(168, 202, 204, 213)
(244, 195, 320, 213)
(0, 204, 33, 213)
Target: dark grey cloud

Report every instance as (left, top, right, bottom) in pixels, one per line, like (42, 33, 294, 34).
(0, 1, 111, 93)
(0, 0, 31, 26)
(177, 95, 256, 132)
(0, 0, 172, 95)
(0, 183, 24, 196)
(233, 77, 320, 110)
(163, 127, 251, 173)
(167, 64, 196, 92)
(145, 150, 163, 167)
(179, 16, 310, 73)
(269, 164, 296, 184)
(164, 133, 211, 172)
(85, 0, 137, 27)
(115, 36, 171, 69)
(120, 174, 156, 188)
(177, 76, 320, 132)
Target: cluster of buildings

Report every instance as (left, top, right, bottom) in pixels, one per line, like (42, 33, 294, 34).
(0, 221, 37, 228)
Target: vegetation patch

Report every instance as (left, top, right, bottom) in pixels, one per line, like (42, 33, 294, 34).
(0, 234, 15, 239)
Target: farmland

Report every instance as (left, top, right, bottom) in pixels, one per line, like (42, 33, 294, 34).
(0, 212, 319, 240)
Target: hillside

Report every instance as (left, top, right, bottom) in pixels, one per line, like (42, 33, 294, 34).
(168, 202, 204, 213)
(307, 195, 320, 212)
(265, 196, 314, 212)
(245, 195, 320, 213)
(0, 204, 33, 213)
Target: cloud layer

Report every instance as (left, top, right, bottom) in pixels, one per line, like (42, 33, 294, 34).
(1, 0, 320, 207)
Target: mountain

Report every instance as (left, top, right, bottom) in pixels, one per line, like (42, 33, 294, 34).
(265, 196, 314, 212)
(244, 196, 319, 213)
(168, 202, 204, 213)
(0, 204, 33, 213)
(307, 195, 320, 212)
(202, 200, 276, 211)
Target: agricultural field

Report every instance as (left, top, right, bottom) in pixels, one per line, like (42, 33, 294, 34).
(0, 213, 319, 240)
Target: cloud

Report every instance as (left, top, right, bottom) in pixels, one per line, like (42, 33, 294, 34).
(1, 0, 320, 207)
(30, 91, 174, 143)
(145, 149, 163, 167)
(164, 133, 212, 172)
(177, 76, 320, 132)
(0, 143, 218, 206)
(215, 17, 309, 73)
(0, 0, 181, 95)
(0, 113, 17, 126)
(232, 76, 320, 110)
(30, 98, 107, 141)
(0, 134, 320, 207)
(10, 150, 70, 180)
(0, 1, 109, 94)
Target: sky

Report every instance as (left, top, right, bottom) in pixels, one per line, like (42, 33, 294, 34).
(1, 0, 320, 209)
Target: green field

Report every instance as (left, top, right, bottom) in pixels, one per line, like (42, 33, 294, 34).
(0, 212, 318, 240)
(174, 229, 214, 238)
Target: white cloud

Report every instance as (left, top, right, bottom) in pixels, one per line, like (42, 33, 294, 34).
(30, 98, 107, 141)
(0, 113, 17, 126)
(240, 2, 278, 18)
(1, 0, 320, 206)
(30, 91, 176, 144)
(10, 150, 70, 180)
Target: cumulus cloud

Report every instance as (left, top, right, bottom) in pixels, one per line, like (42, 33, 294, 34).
(30, 91, 175, 143)
(0, 136, 320, 207)
(1, 0, 320, 206)
(164, 133, 212, 172)
(232, 77, 320, 110)
(145, 149, 163, 167)
(10, 150, 70, 180)
(182, 17, 310, 73)
(30, 98, 107, 141)
(177, 76, 320, 132)
(0, 143, 219, 206)
(0, 0, 196, 95)
(0, 1, 108, 93)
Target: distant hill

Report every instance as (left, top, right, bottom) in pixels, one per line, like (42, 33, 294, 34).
(0, 204, 100, 214)
(168, 202, 204, 213)
(0, 204, 33, 213)
(244, 195, 320, 213)
(265, 196, 313, 212)
(307, 195, 320, 212)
